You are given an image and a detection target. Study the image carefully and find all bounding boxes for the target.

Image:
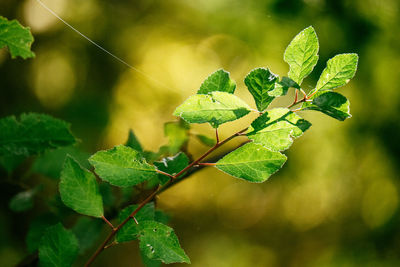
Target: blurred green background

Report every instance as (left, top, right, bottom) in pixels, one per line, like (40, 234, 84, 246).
(1, 0, 400, 266)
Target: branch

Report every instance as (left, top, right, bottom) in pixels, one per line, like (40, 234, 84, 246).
(84, 127, 249, 266)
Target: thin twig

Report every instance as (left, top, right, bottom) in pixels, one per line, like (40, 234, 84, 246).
(155, 169, 174, 179)
(215, 128, 220, 144)
(197, 162, 216, 166)
(101, 215, 115, 230)
(84, 127, 248, 266)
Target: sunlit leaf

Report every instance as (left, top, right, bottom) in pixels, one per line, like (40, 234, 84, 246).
(197, 69, 236, 94)
(247, 108, 311, 151)
(284, 26, 319, 85)
(301, 91, 351, 121)
(89, 145, 157, 187)
(313, 53, 358, 92)
(173, 91, 251, 128)
(216, 142, 287, 182)
(244, 68, 278, 111)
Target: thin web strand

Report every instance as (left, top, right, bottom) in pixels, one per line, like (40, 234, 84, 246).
(35, 0, 172, 91)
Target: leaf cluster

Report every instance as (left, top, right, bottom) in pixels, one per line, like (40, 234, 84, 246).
(0, 22, 358, 267)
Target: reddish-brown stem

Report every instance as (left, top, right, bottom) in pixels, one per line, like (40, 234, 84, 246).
(287, 94, 308, 109)
(155, 169, 174, 179)
(101, 216, 115, 230)
(300, 88, 307, 98)
(197, 162, 216, 166)
(85, 127, 248, 266)
(215, 128, 219, 144)
(104, 241, 117, 250)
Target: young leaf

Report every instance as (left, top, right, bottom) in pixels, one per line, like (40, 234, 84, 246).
(89, 145, 157, 187)
(164, 120, 190, 154)
(154, 152, 189, 184)
(195, 134, 216, 147)
(197, 69, 236, 94)
(72, 217, 103, 254)
(0, 16, 35, 59)
(244, 68, 278, 111)
(9, 187, 40, 212)
(313, 53, 358, 93)
(216, 142, 287, 183)
(301, 91, 351, 121)
(173, 91, 251, 128)
(39, 223, 79, 267)
(0, 113, 76, 157)
(126, 129, 143, 152)
(116, 203, 155, 243)
(26, 214, 58, 253)
(247, 108, 311, 151)
(284, 26, 319, 85)
(59, 156, 104, 218)
(138, 221, 190, 264)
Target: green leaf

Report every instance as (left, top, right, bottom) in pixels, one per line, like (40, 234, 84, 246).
(89, 145, 157, 187)
(26, 214, 58, 253)
(9, 187, 40, 212)
(313, 53, 358, 92)
(141, 249, 162, 267)
(72, 217, 103, 254)
(197, 69, 236, 94)
(284, 26, 319, 85)
(0, 16, 35, 59)
(32, 146, 90, 179)
(59, 156, 104, 218)
(195, 134, 216, 147)
(280, 76, 300, 89)
(139, 221, 190, 264)
(116, 203, 155, 243)
(39, 223, 79, 267)
(247, 108, 311, 151)
(301, 91, 351, 121)
(126, 129, 143, 152)
(216, 142, 287, 183)
(173, 91, 251, 128)
(164, 120, 190, 154)
(267, 80, 289, 98)
(244, 68, 278, 111)
(154, 152, 189, 184)
(0, 113, 76, 157)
